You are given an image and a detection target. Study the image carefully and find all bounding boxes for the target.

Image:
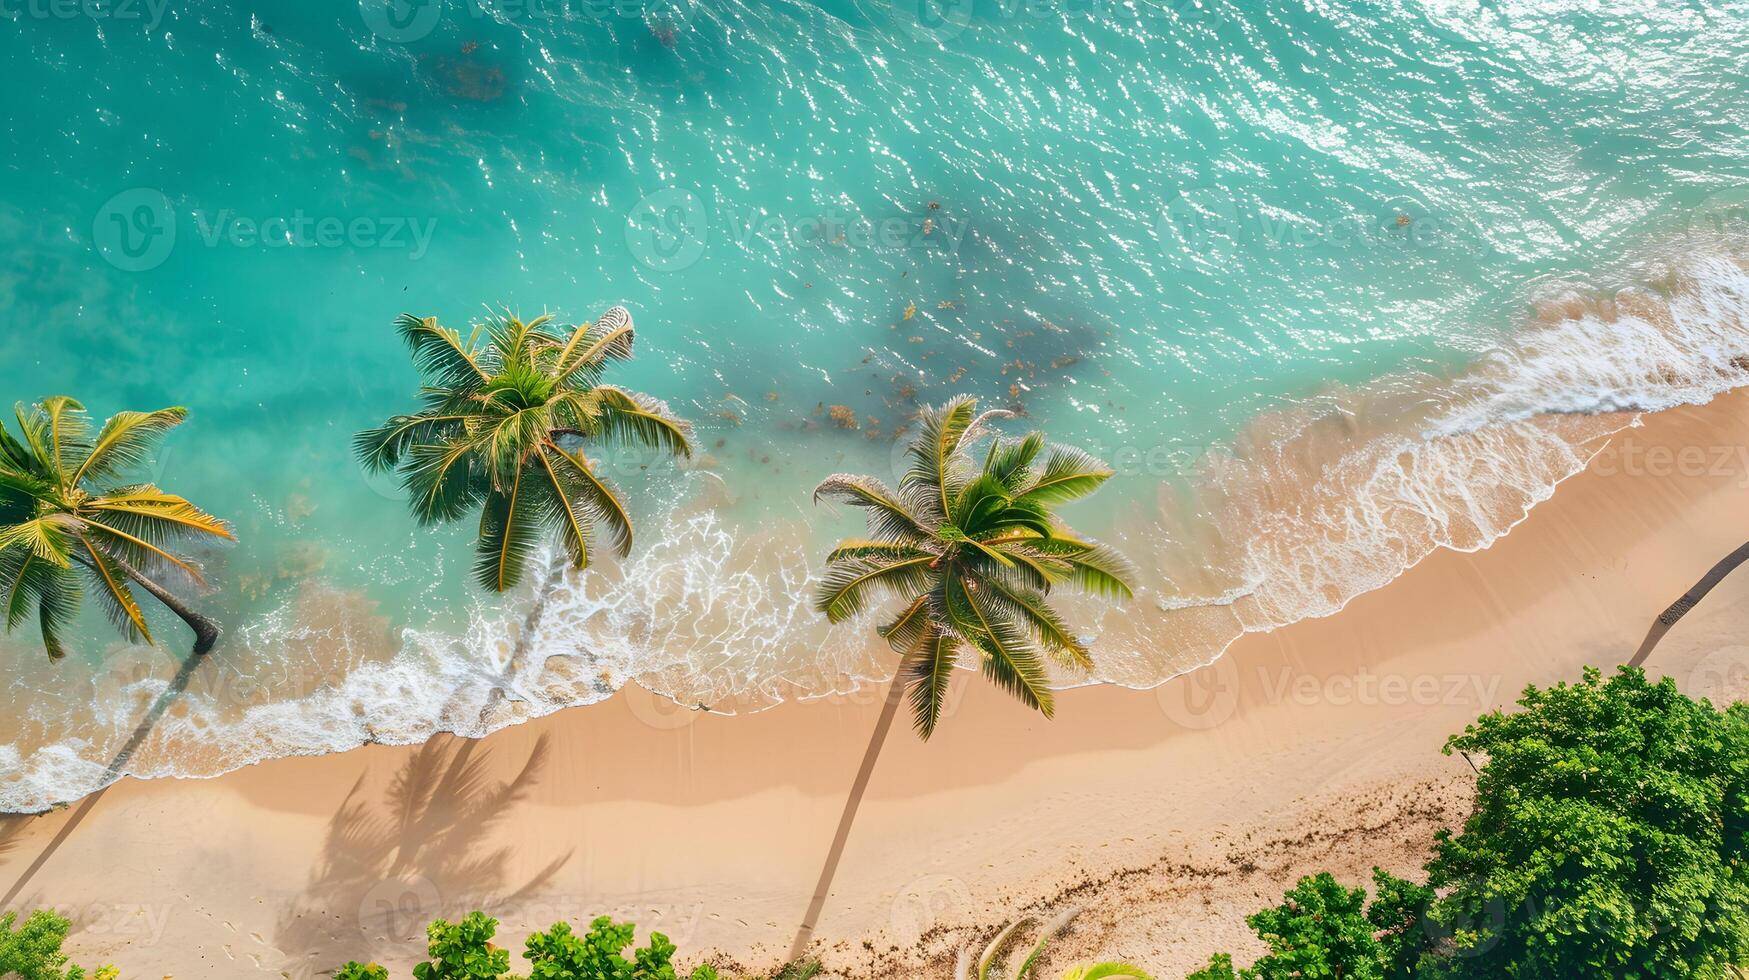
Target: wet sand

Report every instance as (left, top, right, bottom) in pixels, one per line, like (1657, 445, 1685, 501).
(4, 391, 1749, 978)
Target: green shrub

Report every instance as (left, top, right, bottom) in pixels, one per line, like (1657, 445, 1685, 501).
(413, 912, 512, 980)
(1192, 666, 1749, 979)
(1186, 870, 1428, 980)
(1425, 666, 1749, 978)
(1183, 953, 1236, 980)
(0, 909, 112, 980)
(523, 916, 718, 979)
(342, 912, 722, 979)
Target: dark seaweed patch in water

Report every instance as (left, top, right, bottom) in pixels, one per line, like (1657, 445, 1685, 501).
(430, 49, 509, 102)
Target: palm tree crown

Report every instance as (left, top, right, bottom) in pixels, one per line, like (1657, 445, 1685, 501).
(813, 396, 1135, 737)
(0, 397, 232, 658)
(356, 307, 692, 593)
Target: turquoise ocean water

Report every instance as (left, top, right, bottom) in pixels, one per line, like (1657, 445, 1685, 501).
(4, 0, 1749, 810)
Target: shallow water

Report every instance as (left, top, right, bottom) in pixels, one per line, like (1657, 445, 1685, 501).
(4, 0, 1749, 810)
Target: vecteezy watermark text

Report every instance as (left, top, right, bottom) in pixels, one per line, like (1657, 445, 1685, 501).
(190, 209, 437, 258)
(93, 188, 438, 271)
(358, 0, 698, 44)
(2, 0, 169, 27)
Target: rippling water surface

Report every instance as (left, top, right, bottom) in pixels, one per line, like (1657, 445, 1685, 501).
(4, 0, 1749, 810)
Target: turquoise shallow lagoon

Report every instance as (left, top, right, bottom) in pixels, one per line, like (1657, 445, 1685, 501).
(4, 0, 1749, 809)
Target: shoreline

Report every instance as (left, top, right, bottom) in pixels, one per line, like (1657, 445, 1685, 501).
(3, 390, 1749, 977)
(8, 253, 1748, 814)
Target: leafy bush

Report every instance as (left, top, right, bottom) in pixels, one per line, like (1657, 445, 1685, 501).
(1425, 666, 1749, 978)
(414, 912, 511, 980)
(0, 909, 113, 980)
(1184, 870, 1430, 980)
(523, 916, 718, 980)
(340, 912, 721, 979)
(1192, 667, 1749, 979)
(1183, 953, 1235, 980)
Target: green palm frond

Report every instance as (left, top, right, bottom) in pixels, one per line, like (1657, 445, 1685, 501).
(80, 516, 208, 586)
(353, 413, 468, 474)
(474, 468, 543, 593)
(827, 539, 933, 563)
(76, 533, 151, 643)
(970, 573, 1091, 670)
(813, 396, 1131, 738)
(1018, 445, 1113, 506)
(398, 314, 490, 390)
(878, 595, 932, 653)
(590, 386, 693, 458)
(402, 439, 486, 526)
(533, 447, 593, 570)
(1032, 537, 1136, 600)
(907, 628, 958, 739)
(37, 396, 93, 482)
(70, 407, 187, 486)
(0, 397, 228, 658)
(551, 307, 635, 388)
(364, 307, 687, 592)
(0, 544, 81, 659)
(985, 432, 1044, 492)
(33, 562, 79, 660)
(905, 396, 1008, 510)
(0, 518, 73, 567)
(0, 420, 35, 474)
(815, 555, 936, 623)
(86, 488, 235, 543)
(952, 577, 1053, 716)
(1059, 964, 1152, 980)
(814, 474, 932, 543)
(547, 444, 634, 558)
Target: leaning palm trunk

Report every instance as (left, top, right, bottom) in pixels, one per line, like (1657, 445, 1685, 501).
(1630, 540, 1749, 666)
(786, 652, 915, 963)
(112, 554, 220, 655)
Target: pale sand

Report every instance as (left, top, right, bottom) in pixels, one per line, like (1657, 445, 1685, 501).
(4, 392, 1749, 979)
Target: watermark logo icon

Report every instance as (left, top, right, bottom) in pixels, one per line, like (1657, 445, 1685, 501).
(358, 873, 442, 939)
(1688, 644, 1749, 707)
(905, 0, 975, 41)
(1690, 184, 1749, 237)
(359, 0, 443, 43)
(93, 188, 175, 272)
(1156, 653, 1239, 730)
(626, 188, 708, 272)
(890, 874, 972, 945)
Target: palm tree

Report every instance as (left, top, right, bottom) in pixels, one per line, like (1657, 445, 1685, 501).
(788, 396, 1134, 960)
(0, 397, 231, 658)
(355, 307, 692, 593)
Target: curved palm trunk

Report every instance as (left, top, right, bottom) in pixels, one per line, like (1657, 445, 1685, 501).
(115, 557, 221, 655)
(786, 655, 914, 964)
(1630, 540, 1749, 667)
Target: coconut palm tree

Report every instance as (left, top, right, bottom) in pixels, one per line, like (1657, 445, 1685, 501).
(0, 397, 231, 658)
(788, 396, 1134, 961)
(814, 395, 1134, 736)
(355, 307, 691, 593)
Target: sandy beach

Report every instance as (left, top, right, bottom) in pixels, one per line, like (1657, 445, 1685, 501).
(3, 390, 1748, 979)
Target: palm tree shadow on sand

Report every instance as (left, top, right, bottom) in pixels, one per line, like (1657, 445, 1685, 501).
(0, 816, 28, 864)
(275, 733, 570, 977)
